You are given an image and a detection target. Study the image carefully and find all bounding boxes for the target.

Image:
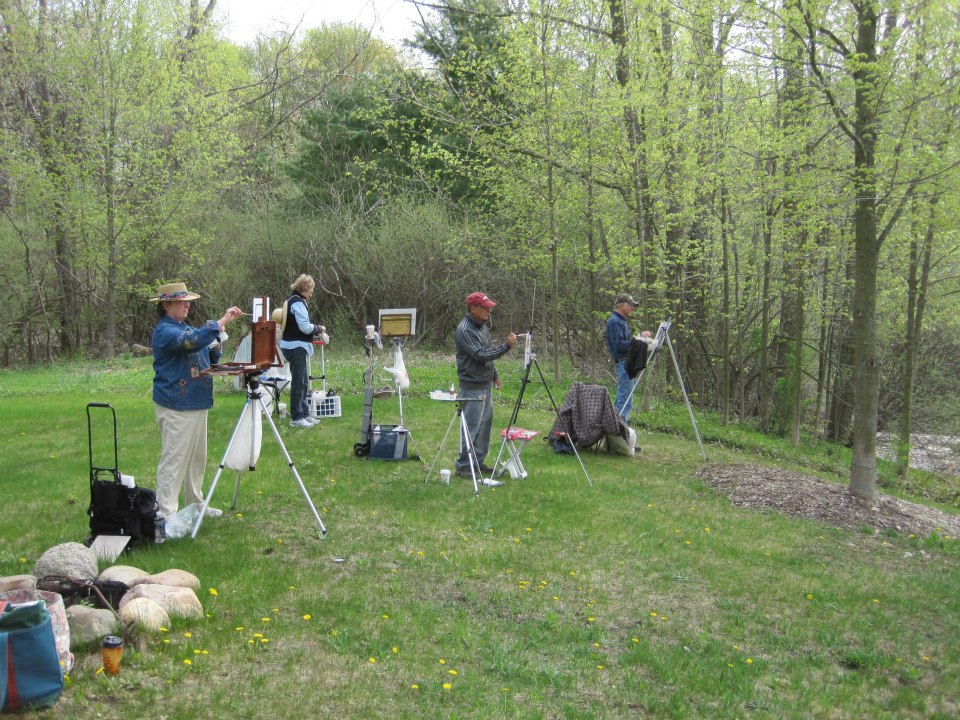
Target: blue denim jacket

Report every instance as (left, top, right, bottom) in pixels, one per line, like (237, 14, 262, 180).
(604, 311, 632, 363)
(152, 316, 222, 410)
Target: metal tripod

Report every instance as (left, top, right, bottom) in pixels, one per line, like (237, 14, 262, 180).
(621, 320, 706, 461)
(423, 397, 485, 496)
(191, 373, 327, 538)
(489, 333, 593, 486)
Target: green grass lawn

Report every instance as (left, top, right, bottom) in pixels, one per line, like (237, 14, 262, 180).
(1, 350, 958, 719)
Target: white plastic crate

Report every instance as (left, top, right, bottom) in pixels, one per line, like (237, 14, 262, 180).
(308, 392, 341, 418)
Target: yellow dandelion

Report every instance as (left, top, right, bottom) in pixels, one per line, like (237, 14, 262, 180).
(448, 669, 458, 676)
(392, 647, 399, 654)
(183, 659, 192, 666)
(650, 612, 658, 617)
(260, 638, 269, 644)
(632, 638, 639, 644)
(236, 512, 243, 518)
(872, 599, 879, 604)
(162, 639, 170, 645)
(201, 650, 209, 655)
(261, 617, 271, 623)
(235, 627, 244, 632)
(411, 684, 419, 690)
(184, 632, 192, 638)
(369, 657, 377, 664)
(208, 588, 218, 596)
(382, 614, 389, 619)
(438, 658, 446, 665)
(597, 665, 604, 670)
(303, 614, 312, 621)
(253, 633, 264, 638)
(443, 683, 452, 690)
(746, 658, 753, 664)
(160, 627, 169, 633)
(193, 649, 201, 655)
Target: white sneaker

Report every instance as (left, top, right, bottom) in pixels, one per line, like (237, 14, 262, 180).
(204, 506, 223, 518)
(480, 478, 504, 487)
(306, 416, 321, 426)
(290, 418, 313, 428)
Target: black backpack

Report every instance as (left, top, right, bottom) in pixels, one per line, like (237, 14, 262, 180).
(626, 338, 648, 379)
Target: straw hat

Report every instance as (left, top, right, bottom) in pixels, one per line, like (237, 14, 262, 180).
(149, 282, 201, 303)
(271, 301, 288, 331)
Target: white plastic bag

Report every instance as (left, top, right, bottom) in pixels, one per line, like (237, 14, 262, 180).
(164, 503, 201, 540)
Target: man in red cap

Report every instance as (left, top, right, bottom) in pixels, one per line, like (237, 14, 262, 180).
(454, 292, 517, 484)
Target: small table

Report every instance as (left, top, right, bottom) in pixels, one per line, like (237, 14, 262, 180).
(497, 427, 539, 479)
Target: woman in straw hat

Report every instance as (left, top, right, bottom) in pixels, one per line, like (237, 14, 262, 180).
(279, 274, 328, 428)
(150, 282, 243, 519)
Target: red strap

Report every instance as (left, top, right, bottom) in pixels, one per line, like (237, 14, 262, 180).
(1, 601, 18, 710)
(6, 642, 18, 710)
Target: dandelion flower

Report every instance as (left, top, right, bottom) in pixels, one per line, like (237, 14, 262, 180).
(746, 658, 753, 664)
(443, 683, 452, 690)
(411, 684, 419, 690)
(369, 657, 377, 664)
(183, 659, 193, 666)
(208, 588, 218, 596)
(392, 647, 399, 654)
(160, 627, 169, 633)
(303, 614, 312, 621)
(184, 632, 192, 638)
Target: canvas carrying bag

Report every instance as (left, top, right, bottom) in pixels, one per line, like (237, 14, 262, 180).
(0, 599, 64, 712)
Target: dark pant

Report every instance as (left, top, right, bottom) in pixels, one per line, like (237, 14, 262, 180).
(456, 386, 493, 471)
(282, 347, 310, 420)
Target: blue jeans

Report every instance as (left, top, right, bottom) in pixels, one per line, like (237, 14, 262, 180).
(456, 386, 493, 471)
(614, 360, 634, 422)
(282, 347, 310, 420)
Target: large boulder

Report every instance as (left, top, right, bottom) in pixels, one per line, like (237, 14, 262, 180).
(66, 605, 119, 647)
(119, 584, 203, 620)
(119, 597, 170, 633)
(0, 575, 37, 593)
(131, 569, 200, 591)
(34, 542, 98, 581)
(99, 565, 150, 586)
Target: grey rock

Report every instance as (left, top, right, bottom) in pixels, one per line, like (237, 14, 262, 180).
(34, 542, 99, 581)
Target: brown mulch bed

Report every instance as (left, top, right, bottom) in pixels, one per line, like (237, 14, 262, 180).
(695, 463, 960, 538)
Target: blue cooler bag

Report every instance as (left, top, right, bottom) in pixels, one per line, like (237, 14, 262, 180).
(0, 599, 64, 712)
(369, 424, 409, 460)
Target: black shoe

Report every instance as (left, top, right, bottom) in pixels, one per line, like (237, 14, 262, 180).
(456, 468, 474, 479)
(477, 463, 495, 474)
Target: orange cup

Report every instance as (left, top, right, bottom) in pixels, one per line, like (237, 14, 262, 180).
(101, 635, 123, 675)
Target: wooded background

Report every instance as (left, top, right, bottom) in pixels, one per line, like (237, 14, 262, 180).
(1, 0, 958, 498)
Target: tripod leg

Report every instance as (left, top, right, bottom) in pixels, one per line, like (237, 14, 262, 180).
(231, 470, 242, 511)
(424, 408, 460, 483)
(191, 398, 252, 538)
(259, 396, 328, 536)
(459, 408, 481, 496)
(665, 334, 707, 461)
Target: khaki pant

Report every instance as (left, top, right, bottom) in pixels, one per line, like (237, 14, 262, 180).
(155, 404, 208, 519)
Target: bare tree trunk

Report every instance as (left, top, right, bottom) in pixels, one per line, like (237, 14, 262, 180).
(896, 196, 935, 478)
(848, 2, 881, 500)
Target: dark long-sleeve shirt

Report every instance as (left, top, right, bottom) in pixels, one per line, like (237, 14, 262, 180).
(455, 313, 511, 389)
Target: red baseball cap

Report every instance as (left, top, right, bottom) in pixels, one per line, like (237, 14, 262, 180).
(466, 292, 497, 308)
